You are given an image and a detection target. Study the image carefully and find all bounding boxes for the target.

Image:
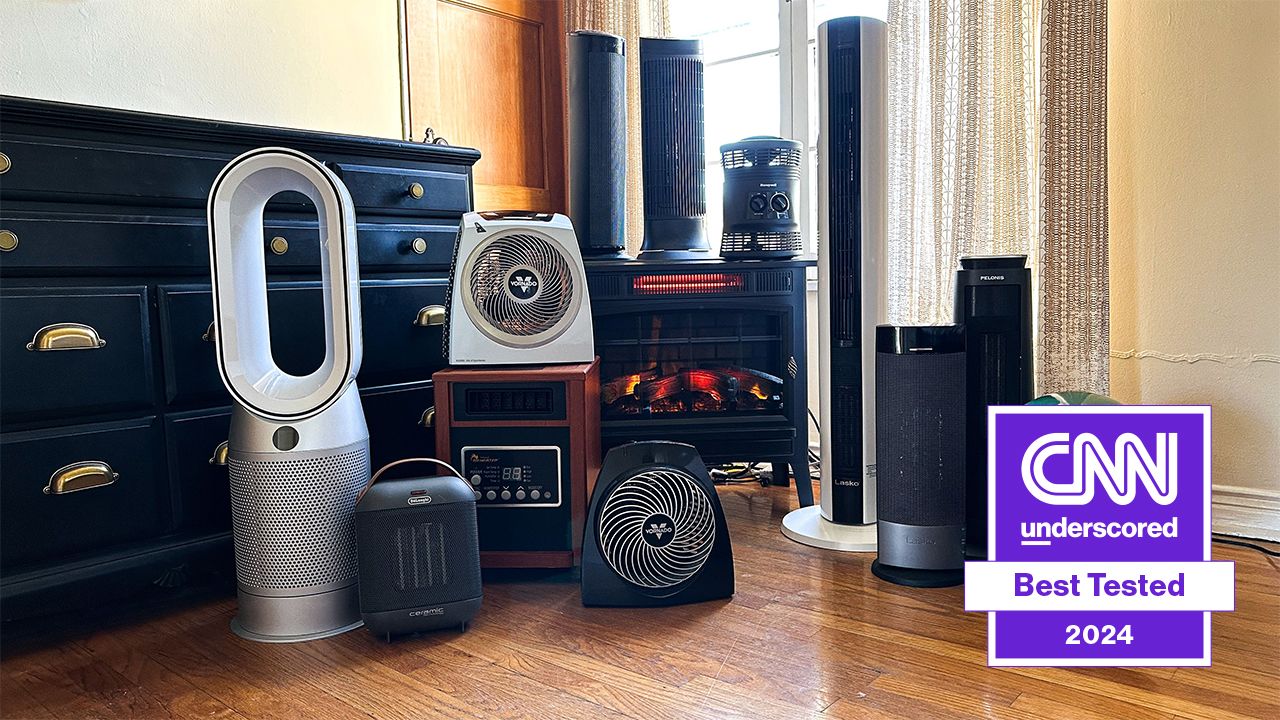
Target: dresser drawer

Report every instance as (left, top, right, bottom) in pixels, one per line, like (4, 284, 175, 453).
(362, 381, 437, 470)
(1, 138, 471, 216)
(334, 162, 471, 216)
(0, 210, 458, 274)
(158, 279, 449, 406)
(164, 409, 232, 533)
(0, 138, 226, 206)
(0, 417, 169, 568)
(0, 286, 153, 423)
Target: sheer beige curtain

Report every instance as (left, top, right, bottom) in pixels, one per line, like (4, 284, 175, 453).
(565, 0, 670, 256)
(886, 0, 1109, 394)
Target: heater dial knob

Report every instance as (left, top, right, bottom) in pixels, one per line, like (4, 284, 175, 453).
(770, 193, 790, 214)
(748, 193, 768, 214)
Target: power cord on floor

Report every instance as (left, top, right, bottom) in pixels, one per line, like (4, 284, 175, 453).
(1212, 534, 1280, 558)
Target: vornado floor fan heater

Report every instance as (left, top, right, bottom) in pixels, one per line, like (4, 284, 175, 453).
(781, 15, 887, 553)
(208, 148, 368, 642)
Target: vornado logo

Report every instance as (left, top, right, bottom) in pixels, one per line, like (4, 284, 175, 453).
(507, 268, 540, 301)
(409, 607, 445, 617)
(641, 513, 676, 548)
(1021, 432, 1178, 506)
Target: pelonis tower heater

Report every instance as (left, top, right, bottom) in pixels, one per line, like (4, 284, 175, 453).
(782, 16, 886, 552)
(208, 148, 368, 642)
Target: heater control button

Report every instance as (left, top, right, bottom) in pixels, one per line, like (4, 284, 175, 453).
(473, 490, 482, 500)
(516, 489, 527, 500)
(485, 490, 497, 501)
(500, 490, 512, 501)
(770, 193, 790, 213)
(531, 490, 541, 500)
(748, 193, 768, 214)
(470, 474, 482, 486)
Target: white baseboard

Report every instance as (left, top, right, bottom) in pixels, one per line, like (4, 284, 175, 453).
(806, 443, 1279, 541)
(1212, 484, 1280, 541)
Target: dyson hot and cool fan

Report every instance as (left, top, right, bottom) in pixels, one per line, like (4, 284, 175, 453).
(208, 148, 368, 642)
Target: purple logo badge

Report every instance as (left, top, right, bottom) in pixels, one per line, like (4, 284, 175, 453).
(966, 406, 1234, 666)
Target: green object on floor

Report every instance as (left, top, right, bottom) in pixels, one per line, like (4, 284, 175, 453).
(1028, 391, 1122, 406)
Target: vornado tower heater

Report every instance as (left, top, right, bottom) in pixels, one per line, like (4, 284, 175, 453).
(782, 16, 886, 553)
(208, 148, 368, 642)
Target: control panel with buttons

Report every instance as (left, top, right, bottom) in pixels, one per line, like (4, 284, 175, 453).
(460, 445, 562, 508)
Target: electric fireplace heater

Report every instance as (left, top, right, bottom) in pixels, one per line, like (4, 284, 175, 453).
(586, 258, 813, 505)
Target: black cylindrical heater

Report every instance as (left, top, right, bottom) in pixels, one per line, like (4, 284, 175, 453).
(872, 324, 968, 588)
(639, 37, 710, 259)
(568, 30, 629, 259)
(719, 136, 803, 258)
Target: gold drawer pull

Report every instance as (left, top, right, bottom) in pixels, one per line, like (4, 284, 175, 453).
(414, 305, 446, 327)
(208, 440, 229, 467)
(45, 461, 118, 495)
(202, 321, 217, 343)
(419, 406, 436, 428)
(26, 322, 107, 351)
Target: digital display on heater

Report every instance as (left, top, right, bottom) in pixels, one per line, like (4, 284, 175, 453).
(460, 445, 561, 507)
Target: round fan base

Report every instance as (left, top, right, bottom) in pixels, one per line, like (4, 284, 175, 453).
(871, 560, 964, 588)
(780, 505, 877, 552)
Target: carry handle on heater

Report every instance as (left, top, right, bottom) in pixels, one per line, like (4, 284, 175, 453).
(207, 147, 363, 422)
(358, 457, 465, 504)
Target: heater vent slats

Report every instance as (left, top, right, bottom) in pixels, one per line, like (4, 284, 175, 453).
(829, 39, 862, 345)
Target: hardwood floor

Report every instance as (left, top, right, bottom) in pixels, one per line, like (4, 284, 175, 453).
(2, 482, 1278, 719)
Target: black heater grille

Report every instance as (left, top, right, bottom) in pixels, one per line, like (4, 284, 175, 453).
(829, 40, 861, 344)
(355, 505, 482, 611)
(639, 38, 709, 255)
(721, 231, 803, 256)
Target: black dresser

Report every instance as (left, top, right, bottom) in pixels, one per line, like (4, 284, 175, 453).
(0, 97, 479, 619)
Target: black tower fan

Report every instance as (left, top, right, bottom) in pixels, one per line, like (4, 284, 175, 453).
(638, 37, 710, 258)
(568, 30, 629, 259)
(582, 442, 734, 607)
(720, 136, 804, 258)
(953, 255, 1033, 559)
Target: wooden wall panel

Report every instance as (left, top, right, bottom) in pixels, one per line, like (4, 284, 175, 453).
(406, 0, 566, 213)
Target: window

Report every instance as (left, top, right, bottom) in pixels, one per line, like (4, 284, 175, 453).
(670, 0, 889, 254)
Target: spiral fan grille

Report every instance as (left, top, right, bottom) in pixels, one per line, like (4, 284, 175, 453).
(598, 469, 716, 590)
(467, 232, 574, 339)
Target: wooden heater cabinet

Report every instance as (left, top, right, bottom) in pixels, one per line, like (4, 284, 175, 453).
(433, 360, 600, 569)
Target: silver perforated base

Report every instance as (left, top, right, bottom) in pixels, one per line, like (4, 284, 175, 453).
(226, 385, 369, 642)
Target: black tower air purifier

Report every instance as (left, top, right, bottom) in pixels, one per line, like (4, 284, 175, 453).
(954, 255, 1033, 559)
(872, 325, 967, 587)
(781, 16, 886, 554)
(638, 37, 710, 258)
(719, 136, 803, 259)
(568, 30, 629, 259)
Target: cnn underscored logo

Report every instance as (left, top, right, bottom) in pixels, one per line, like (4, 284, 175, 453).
(1021, 432, 1178, 506)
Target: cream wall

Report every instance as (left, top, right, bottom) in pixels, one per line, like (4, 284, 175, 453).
(1109, 1, 1280, 514)
(1, 1, 404, 139)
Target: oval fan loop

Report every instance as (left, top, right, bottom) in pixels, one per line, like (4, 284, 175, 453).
(597, 468, 716, 590)
(466, 232, 574, 341)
